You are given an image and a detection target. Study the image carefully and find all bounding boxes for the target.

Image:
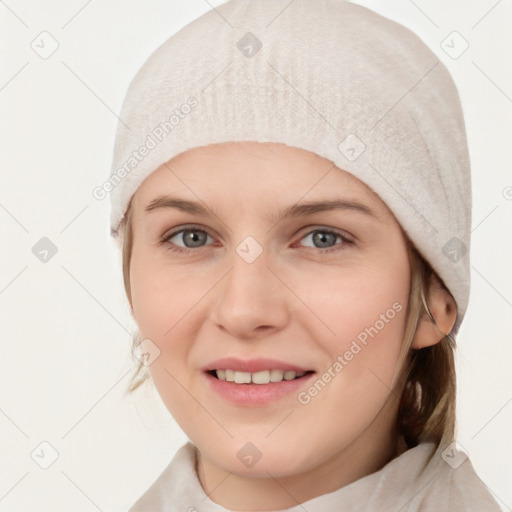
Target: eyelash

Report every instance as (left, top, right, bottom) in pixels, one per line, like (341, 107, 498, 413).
(159, 224, 354, 255)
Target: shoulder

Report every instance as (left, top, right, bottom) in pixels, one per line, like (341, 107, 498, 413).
(338, 441, 503, 511)
(403, 442, 502, 512)
(442, 454, 502, 511)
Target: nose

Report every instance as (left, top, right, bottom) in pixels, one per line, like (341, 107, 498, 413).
(209, 246, 291, 340)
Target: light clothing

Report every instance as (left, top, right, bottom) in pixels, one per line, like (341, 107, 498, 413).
(128, 441, 501, 511)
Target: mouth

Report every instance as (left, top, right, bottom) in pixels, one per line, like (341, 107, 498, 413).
(206, 369, 316, 384)
(204, 368, 316, 406)
(202, 357, 317, 405)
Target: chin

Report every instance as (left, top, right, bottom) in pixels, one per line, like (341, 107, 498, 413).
(200, 437, 319, 478)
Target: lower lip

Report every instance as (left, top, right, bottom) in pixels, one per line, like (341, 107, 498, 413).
(204, 371, 316, 406)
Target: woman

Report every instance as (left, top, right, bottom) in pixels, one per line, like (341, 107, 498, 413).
(107, 0, 501, 510)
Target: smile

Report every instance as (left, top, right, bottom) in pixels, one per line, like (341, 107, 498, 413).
(211, 369, 311, 384)
(204, 370, 316, 406)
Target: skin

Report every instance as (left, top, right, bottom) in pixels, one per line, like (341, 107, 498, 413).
(127, 141, 456, 510)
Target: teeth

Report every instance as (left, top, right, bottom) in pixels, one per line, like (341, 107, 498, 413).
(234, 371, 251, 384)
(215, 369, 307, 384)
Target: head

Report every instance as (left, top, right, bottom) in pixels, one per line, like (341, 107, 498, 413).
(118, 141, 457, 471)
(107, 0, 470, 496)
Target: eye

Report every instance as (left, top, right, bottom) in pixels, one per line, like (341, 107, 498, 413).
(160, 225, 354, 255)
(296, 228, 353, 253)
(161, 226, 214, 253)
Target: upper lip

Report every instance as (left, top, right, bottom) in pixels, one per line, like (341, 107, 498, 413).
(203, 357, 313, 373)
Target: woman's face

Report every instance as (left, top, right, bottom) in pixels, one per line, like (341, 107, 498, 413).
(129, 141, 411, 502)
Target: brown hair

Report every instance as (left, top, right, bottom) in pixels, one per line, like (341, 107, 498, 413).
(117, 199, 456, 451)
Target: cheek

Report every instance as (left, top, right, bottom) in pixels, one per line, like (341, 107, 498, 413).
(295, 261, 409, 394)
(289, 267, 409, 448)
(299, 261, 408, 340)
(129, 258, 201, 422)
(130, 244, 206, 337)
(129, 249, 212, 401)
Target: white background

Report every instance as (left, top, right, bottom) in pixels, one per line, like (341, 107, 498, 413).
(0, 0, 511, 511)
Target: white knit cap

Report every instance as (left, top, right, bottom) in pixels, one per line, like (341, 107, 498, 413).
(108, 0, 471, 335)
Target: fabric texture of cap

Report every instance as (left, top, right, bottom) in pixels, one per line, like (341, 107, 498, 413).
(108, 0, 472, 335)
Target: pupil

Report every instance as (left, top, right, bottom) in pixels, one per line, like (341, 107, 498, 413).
(314, 231, 336, 248)
(184, 230, 206, 248)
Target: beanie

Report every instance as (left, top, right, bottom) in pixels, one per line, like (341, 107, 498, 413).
(108, 0, 472, 335)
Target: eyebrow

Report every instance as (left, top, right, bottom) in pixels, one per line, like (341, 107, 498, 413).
(144, 195, 380, 222)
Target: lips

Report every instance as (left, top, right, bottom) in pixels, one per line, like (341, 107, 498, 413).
(203, 367, 316, 405)
(202, 357, 313, 374)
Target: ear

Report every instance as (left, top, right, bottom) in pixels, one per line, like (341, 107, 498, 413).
(411, 273, 457, 349)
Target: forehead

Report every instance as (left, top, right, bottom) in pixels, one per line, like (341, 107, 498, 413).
(133, 141, 390, 217)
